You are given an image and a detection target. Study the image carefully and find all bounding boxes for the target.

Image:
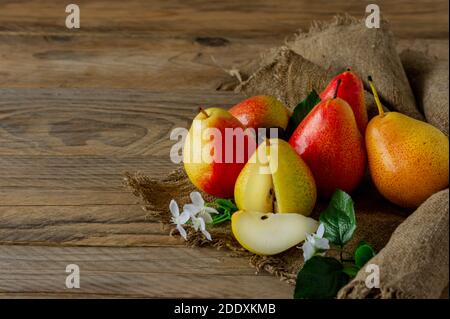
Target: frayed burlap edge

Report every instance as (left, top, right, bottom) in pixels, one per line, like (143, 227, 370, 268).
(292, 13, 361, 40)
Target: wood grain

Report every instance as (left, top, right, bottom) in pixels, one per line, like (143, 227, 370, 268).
(0, 245, 292, 298)
(0, 1, 447, 90)
(0, 0, 447, 38)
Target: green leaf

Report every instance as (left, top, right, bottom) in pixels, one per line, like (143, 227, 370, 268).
(214, 199, 238, 212)
(286, 90, 321, 138)
(294, 256, 349, 299)
(342, 264, 359, 278)
(354, 242, 376, 268)
(319, 190, 356, 246)
(207, 198, 238, 225)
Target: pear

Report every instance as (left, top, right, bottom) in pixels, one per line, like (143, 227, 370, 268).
(366, 77, 449, 208)
(229, 96, 290, 130)
(231, 210, 319, 255)
(320, 69, 368, 134)
(289, 80, 367, 198)
(234, 138, 316, 216)
(183, 107, 255, 198)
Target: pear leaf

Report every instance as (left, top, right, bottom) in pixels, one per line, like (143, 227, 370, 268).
(342, 264, 360, 278)
(354, 242, 376, 268)
(286, 90, 321, 138)
(207, 199, 238, 225)
(319, 190, 356, 246)
(294, 256, 349, 299)
(213, 199, 238, 212)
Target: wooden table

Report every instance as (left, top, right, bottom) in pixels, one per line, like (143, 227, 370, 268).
(0, 0, 448, 298)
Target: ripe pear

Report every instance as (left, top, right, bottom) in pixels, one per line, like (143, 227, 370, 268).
(183, 107, 256, 198)
(234, 138, 316, 216)
(231, 210, 319, 255)
(229, 96, 290, 130)
(320, 69, 368, 134)
(366, 77, 449, 208)
(289, 80, 366, 198)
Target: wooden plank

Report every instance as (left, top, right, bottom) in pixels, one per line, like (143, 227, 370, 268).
(0, 0, 447, 39)
(0, 245, 293, 298)
(0, 89, 245, 156)
(0, 36, 447, 91)
(0, 204, 185, 246)
(0, 1, 447, 90)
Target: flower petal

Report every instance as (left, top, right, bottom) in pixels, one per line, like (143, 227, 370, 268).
(197, 217, 206, 231)
(203, 206, 219, 215)
(183, 204, 199, 217)
(202, 229, 212, 241)
(316, 223, 325, 238)
(190, 191, 204, 207)
(315, 238, 330, 250)
(191, 216, 200, 231)
(302, 242, 315, 261)
(177, 224, 187, 240)
(199, 211, 213, 224)
(169, 200, 179, 217)
(179, 211, 190, 224)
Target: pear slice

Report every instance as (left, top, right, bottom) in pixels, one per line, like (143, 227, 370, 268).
(234, 139, 317, 216)
(231, 210, 319, 255)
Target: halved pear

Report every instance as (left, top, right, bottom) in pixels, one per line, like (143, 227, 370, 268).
(234, 139, 317, 216)
(231, 210, 319, 255)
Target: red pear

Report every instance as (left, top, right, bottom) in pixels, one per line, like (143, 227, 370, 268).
(229, 96, 290, 130)
(320, 69, 368, 134)
(289, 81, 366, 198)
(183, 108, 256, 198)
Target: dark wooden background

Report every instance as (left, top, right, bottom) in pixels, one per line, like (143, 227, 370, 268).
(0, 0, 448, 298)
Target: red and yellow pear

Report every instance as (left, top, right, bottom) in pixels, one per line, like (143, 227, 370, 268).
(366, 77, 449, 208)
(320, 69, 368, 134)
(183, 107, 255, 198)
(289, 80, 366, 198)
(229, 95, 290, 130)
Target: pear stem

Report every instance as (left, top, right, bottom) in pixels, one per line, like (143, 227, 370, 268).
(368, 76, 384, 117)
(333, 79, 342, 99)
(198, 107, 209, 118)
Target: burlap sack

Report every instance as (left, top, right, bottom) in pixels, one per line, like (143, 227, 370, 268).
(338, 189, 449, 299)
(400, 50, 449, 135)
(285, 15, 422, 120)
(124, 15, 448, 298)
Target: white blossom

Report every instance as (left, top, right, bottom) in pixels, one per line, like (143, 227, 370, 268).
(301, 223, 330, 261)
(183, 191, 218, 224)
(169, 199, 190, 240)
(191, 216, 212, 241)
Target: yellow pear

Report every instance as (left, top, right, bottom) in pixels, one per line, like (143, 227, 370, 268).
(231, 210, 319, 255)
(234, 138, 316, 216)
(366, 77, 449, 208)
